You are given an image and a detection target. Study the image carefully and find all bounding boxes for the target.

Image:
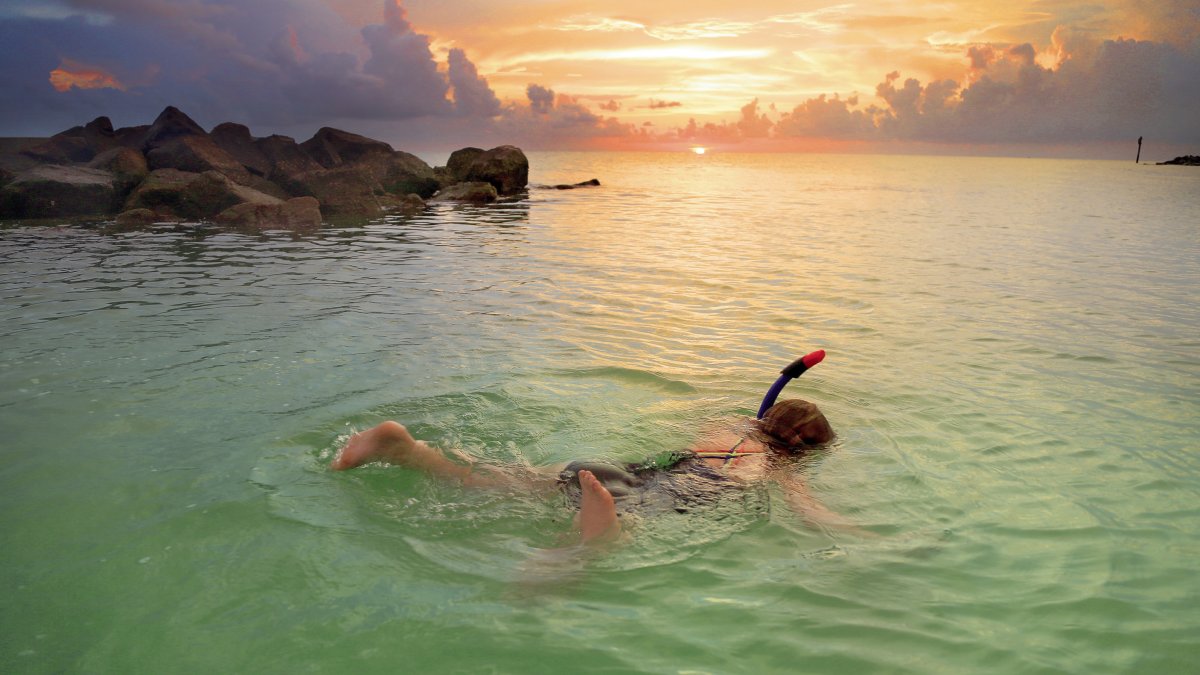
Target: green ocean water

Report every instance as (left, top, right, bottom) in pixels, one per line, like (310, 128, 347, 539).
(1, 152, 1197, 673)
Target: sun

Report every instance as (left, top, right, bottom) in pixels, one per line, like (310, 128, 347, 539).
(690, 146, 707, 155)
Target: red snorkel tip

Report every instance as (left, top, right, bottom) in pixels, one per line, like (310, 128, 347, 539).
(778, 349, 825, 379)
(759, 349, 828, 417)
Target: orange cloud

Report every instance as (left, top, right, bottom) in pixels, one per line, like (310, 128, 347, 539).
(49, 59, 126, 92)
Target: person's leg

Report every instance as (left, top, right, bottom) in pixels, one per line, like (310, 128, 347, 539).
(576, 469, 621, 544)
(331, 421, 557, 490)
(332, 421, 471, 478)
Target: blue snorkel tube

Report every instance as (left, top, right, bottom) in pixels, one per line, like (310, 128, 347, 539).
(756, 350, 826, 419)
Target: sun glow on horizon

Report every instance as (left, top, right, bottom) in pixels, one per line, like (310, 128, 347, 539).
(13, 0, 1196, 157)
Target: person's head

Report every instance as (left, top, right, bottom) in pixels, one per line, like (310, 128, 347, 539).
(756, 399, 835, 450)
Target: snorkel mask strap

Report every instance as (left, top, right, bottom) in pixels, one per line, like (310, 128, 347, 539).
(755, 350, 825, 419)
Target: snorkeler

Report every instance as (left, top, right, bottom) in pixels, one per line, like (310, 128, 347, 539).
(330, 397, 855, 544)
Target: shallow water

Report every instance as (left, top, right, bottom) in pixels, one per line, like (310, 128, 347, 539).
(1, 152, 1198, 673)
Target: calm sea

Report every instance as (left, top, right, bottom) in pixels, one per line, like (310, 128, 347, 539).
(1, 152, 1197, 673)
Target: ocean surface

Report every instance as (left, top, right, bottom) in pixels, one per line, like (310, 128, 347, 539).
(1, 152, 1197, 673)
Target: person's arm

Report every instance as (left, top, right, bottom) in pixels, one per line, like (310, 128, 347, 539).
(771, 470, 872, 536)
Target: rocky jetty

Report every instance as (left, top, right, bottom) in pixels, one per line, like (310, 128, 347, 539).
(1159, 155, 1200, 166)
(0, 106, 529, 228)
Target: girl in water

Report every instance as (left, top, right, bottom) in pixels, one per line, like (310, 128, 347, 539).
(331, 398, 860, 544)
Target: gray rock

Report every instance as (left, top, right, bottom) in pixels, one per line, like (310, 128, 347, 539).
(123, 169, 278, 220)
(282, 196, 323, 228)
(0, 142, 41, 173)
(114, 125, 150, 149)
(255, 134, 325, 195)
(21, 136, 93, 164)
(288, 149, 439, 215)
(115, 208, 157, 227)
(400, 193, 426, 212)
(551, 178, 601, 189)
(300, 127, 395, 169)
(88, 147, 149, 196)
(215, 196, 322, 230)
(140, 106, 207, 149)
(20, 117, 117, 164)
(432, 181, 498, 203)
(0, 164, 119, 218)
(462, 145, 528, 195)
(444, 147, 485, 183)
(380, 151, 439, 198)
(211, 122, 271, 177)
(145, 135, 251, 184)
(88, 146, 148, 178)
(290, 165, 389, 215)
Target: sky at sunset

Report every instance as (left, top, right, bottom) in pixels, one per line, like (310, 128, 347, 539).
(1, 0, 1197, 157)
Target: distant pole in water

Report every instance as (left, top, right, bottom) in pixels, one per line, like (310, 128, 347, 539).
(1136, 136, 1143, 163)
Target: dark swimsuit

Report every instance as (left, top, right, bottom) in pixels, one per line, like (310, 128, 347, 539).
(558, 439, 756, 514)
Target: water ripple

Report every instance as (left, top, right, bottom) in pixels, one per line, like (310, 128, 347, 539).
(2, 154, 1198, 672)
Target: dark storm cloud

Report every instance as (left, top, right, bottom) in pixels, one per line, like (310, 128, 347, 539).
(526, 83, 555, 114)
(0, 1, 497, 135)
(448, 48, 501, 118)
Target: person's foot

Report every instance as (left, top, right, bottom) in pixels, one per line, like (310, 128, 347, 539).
(577, 470, 621, 544)
(331, 421, 418, 470)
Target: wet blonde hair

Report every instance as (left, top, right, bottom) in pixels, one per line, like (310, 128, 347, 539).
(757, 399, 835, 449)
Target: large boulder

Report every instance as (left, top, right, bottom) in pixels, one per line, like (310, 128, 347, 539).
(399, 193, 426, 214)
(114, 208, 158, 227)
(256, 134, 323, 195)
(462, 145, 528, 195)
(136, 106, 253, 184)
(88, 147, 149, 196)
(287, 142, 439, 215)
(291, 161, 439, 216)
(300, 127, 395, 169)
(132, 107, 252, 185)
(379, 151, 439, 198)
(0, 142, 41, 173)
(20, 116, 117, 164)
(145, 135, 251, 183)
(88, 146, 148, 177)
(114, 125, 150, 149)
(294, 127, 438, 203)
(289, 165, 389, 215)
(0, 164, 120, 218)
(444, 147, 485, 183)
(211, 122, 271, 177)
(20, 136, 92, 164)
(140, 106, 207, 149)
(432, 181, 498, 203)
(215, 196, 322, 230)
(123, 169, 279, 220)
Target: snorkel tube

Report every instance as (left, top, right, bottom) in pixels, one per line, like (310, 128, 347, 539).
(756, 350, 825, 419)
